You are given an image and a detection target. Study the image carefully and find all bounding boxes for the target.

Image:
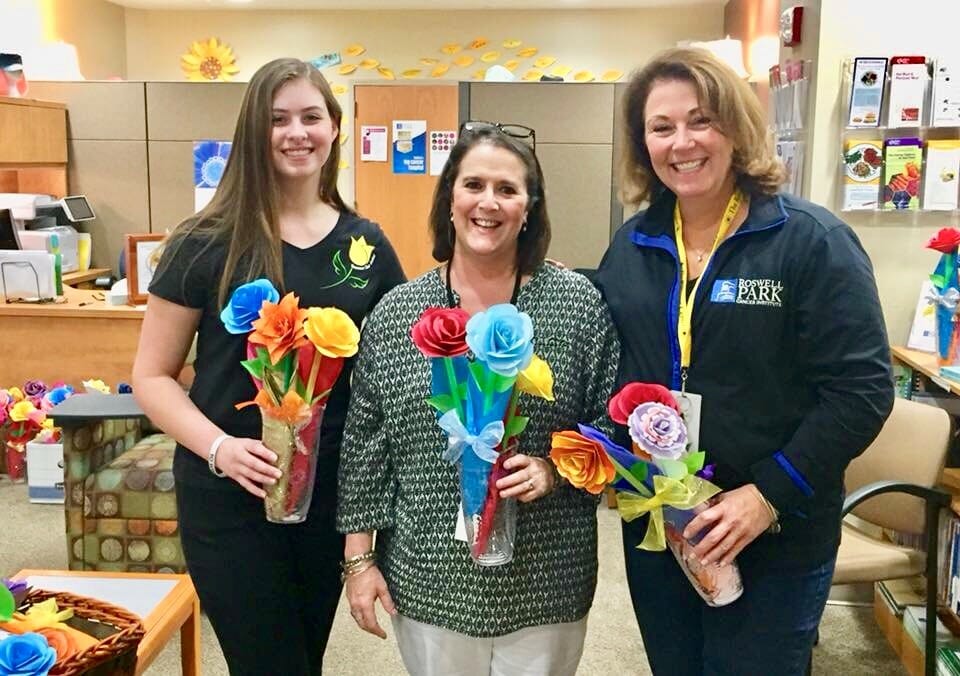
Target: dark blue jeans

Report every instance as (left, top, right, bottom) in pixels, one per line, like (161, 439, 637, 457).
(623, 520, 835, 676)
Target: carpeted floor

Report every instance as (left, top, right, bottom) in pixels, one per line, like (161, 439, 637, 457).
(0, 478, 904, 675)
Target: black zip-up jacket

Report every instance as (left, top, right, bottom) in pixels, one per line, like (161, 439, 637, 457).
(595, 190, 894, 568)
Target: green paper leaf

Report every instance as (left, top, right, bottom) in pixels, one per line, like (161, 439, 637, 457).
(426, 394, 457, 413)
(332, 250, 347, 276)
(241, 358, 266, 381)
(931, 272, 947, 289)
(262, 368, 286, 405)
(0, 585, 14, 622)
(683, 451, 706, 474)
(656, 458, 689, 479)
(504, 415, 529, 440)
(494, 373, 516, 393)
(627, 461, 648, 484)
(467, 359, 486, 385)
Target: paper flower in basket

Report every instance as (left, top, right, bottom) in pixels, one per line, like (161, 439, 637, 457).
(81, 379, 111, 394)
(22, 380, 46, 400)
(0, 632, 56, 676)
(2, 580, 28, 608)
(466, 304, 534, 377)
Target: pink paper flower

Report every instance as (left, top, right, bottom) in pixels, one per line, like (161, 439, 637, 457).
(628, 402, 688, 460)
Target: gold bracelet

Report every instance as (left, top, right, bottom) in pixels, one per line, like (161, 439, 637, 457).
(340, 560, 376, 582)
(749, 485, 781, 534)
(341, 550, 375, 571)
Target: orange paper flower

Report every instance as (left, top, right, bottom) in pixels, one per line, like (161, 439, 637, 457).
(303, 307, 360, 358)
(256, 389, 312, 425)
(249, 292, 309, 364)
(549, 430, 615, 494)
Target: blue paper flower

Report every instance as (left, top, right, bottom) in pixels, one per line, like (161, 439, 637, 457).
(117, 383, 133, 394)
(220, 279, 280, 335)
(465, 304, 534, 377)
(0, 632, 57, 676)
(45, 384, 74, 407)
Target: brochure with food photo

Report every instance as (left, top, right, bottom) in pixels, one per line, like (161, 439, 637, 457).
(848, 57, 888, 128)
(843, 139, 883, 210)
(883, 137, 923, 210)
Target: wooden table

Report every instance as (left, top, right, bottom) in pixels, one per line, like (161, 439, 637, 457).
(63, 267, 111, 289)
(0, 286, 144, 387)
(14, 569, 200, 676)
(891, 345, 960, 396)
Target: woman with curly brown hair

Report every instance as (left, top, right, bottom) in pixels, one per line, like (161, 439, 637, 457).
(594, 47, 893, 675)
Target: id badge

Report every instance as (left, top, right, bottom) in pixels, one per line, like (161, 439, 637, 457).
(671, 389, 703, 451)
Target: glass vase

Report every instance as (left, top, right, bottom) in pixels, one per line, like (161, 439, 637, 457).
(460, 445, 517, 566)
(662, 500, 744, 607)
(5, 441, 26, 483)
(260, 403, 324, 524)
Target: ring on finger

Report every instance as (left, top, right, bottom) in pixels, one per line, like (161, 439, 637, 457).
(527, 478, 535, 491)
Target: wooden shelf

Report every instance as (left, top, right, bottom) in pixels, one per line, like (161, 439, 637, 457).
(892, 345, 960, 397)
(62, 268, 111, 287)
(0, 95, 68, 198)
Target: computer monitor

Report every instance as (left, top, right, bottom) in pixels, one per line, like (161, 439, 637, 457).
(0, 209, 20, 250)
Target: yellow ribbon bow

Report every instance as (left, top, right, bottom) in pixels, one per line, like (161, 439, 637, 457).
(616, 475, 721, 551)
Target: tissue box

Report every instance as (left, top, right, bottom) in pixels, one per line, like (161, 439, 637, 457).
(25, 441, 64, 503)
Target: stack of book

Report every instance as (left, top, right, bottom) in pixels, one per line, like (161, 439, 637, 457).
(939, 646, 960, 676)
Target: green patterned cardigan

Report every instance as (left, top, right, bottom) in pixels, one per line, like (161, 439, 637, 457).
(337, 264, 620, 637)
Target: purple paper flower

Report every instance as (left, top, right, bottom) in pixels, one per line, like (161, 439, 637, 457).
(0, 632, 57, 676)
(22, 380, 47, 398)
(628, 402, 688, 460)
(2, 578, 28, 605)
(696, 463, 716, 481)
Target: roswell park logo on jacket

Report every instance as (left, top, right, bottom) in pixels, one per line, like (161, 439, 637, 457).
(710, 278, 784, 307)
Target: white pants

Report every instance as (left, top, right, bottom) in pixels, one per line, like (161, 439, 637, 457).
(392, 614, 587, 676)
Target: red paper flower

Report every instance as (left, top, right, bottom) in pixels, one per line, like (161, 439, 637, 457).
(411, 307, 470, 358)
(927, 228, 960, 253)
(608, 382, 679, 425)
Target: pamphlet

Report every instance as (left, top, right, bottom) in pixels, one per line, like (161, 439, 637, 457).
(883, 137, 923, 210)
(848, 57, 887, 128)
(923, 140, 960, 211)
(887, 56, 928, 128)
(932, 57, 960, 127)
(842, 139, 882, 210)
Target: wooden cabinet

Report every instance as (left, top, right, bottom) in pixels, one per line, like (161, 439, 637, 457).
(0, 96, 68, 197)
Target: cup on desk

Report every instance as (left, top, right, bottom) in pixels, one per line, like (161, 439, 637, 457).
(77, 233, 91, 271)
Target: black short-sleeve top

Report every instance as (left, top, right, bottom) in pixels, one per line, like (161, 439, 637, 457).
(148, 211, 406, 490)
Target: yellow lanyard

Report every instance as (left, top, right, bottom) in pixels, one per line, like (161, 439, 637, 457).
(673, 189, 743, 389)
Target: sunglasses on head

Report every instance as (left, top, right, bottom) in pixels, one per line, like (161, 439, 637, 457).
(459, 120, 536, 150)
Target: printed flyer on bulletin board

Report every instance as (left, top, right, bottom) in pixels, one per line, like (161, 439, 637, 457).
(194, 140, 232, 211)
(392, 120, 426, 174)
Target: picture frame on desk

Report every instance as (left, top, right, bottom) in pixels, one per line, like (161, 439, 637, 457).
(125, 233, 164, 306)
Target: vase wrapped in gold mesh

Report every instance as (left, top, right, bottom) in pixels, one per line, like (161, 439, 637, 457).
(262, 414, 297, 523)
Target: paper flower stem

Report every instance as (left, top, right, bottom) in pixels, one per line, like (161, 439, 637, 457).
(305, 352, 322, 403)
(502, 387, 519, 445)
(608, 452, 654, 497)
(443, 356, 464, 422)
(483, 369, 495, 414)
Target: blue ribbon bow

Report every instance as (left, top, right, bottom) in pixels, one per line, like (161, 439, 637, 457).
(438, 409, 503, 464)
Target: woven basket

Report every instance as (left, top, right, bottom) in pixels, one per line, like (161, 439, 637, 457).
(21, 588, 145, 676)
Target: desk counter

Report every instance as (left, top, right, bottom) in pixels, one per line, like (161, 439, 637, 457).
(891, 345, 960, 397)
(0, 287, 144, 386)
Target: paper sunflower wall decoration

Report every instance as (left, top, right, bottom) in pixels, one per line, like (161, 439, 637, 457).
(181, 37, 239, 81)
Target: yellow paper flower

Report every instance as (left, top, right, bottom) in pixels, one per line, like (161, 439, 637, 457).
(517, 47, 539, 58)
(402, 69, 423, 79)
(453, 55, 475, 68)
(534, 56, 557, 69)
(503, 60, 521, 72)
(517, 354, 554, 401)
(573, 70, 595, 82)
(440, 43, 462, 55)
(10, 400, 37, 422)
(338, 64, 358, 75)
(600, 70, 624, 82)
(82, 379, 110, 394)
(420, 57, 440, 66)
(377, 67, 395, 80)
(332, 84, 347, 95)
(502, 39, 522, 49)
(551, 65, 573, 77)
(358, 58, 380, 69)
(8, 387, 24, 402)
(521, 69, 543, 82)
(180, 37, 240, 82)
(431, 64, 450, 78)
(303, 307, 360, 358)
(345, 44, 366, 57)
(468, 38, 489, 50)
(480, 51, 500, 64)
(472, 69, 487, 80)
(348, 236, 375, 268)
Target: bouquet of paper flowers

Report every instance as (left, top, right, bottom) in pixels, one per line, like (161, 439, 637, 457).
(0, 381, 74, 482)
(411, 304, 554, 566)
(925, 227, 960, 366)
(549, 382, 743, 606)
(222, 279, 360, 523)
